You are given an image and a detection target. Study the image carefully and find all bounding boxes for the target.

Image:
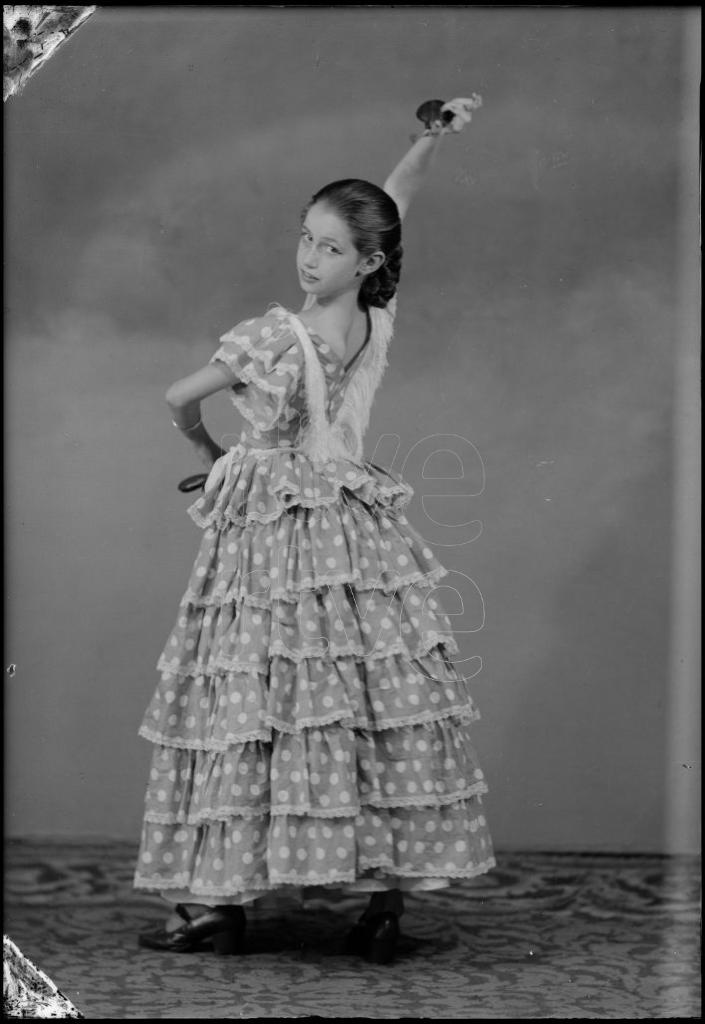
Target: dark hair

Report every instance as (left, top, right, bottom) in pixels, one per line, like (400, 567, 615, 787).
(301, 178, 402, 309)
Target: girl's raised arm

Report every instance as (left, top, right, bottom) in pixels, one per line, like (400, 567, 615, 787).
(383, 96, 482, 222)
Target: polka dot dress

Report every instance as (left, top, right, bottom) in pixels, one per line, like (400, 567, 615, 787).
(134, 308, 495, 904)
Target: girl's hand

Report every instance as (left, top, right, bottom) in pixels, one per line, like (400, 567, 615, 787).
(193, 439, 226, 471)
(439, 95, 483, 134)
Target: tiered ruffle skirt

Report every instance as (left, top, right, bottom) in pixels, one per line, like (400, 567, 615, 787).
(134, 444, 495, 901)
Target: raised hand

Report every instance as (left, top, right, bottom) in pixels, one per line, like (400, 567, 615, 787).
(439, 95, 483, 134)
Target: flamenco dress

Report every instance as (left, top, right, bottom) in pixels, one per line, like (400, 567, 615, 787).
(133, 299, 495, 909)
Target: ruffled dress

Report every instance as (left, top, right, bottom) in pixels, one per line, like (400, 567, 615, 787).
(134, 304, 495, 906)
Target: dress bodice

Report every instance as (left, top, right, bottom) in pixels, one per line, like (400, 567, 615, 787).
(209, 306, 367, 451)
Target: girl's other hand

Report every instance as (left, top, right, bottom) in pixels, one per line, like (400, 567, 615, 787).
(193, 440, 226, 471)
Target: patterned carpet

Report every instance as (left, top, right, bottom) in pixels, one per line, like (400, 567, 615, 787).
(3, 840, 700, 1019)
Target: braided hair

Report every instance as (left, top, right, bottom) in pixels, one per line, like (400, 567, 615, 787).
(302, 179, 403, 309)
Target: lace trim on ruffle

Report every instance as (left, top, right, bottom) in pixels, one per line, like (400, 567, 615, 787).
(134, 870, 357, 895)
(363, 782, 488, 809)
(138, 723, 273, 749)
(144, 804, 362, 825)
(144, 806, 268, 824)
(139, 703, 480, 752)
(186, 450, 414, 527)
(157, 630, 457, 679)
(236, 442, 367, 469)
(356, 855, 497, 880)
(259, 704, 479, 737)
(211, 337, 293, 397)
(186, 487, 414, 530)
(133, 873, 273, 895)
(141, 789, 486, 826)
(179, 565, 447, 606)
(133, 859, 497, 897)
(357, 704, 480, 734)
(251, 709, 354, 734)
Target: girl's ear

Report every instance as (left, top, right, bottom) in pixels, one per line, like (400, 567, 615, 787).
(358, 251, 386, 277)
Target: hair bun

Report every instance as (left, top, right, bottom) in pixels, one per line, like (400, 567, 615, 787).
(362, 242, 403, 309)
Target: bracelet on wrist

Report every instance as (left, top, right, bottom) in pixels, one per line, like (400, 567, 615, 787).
(172, 415, 203, 433)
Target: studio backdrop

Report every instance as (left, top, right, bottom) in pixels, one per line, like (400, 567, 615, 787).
(5, 7, 699, 853)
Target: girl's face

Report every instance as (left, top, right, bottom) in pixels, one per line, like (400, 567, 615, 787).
(297, 202, 380, 301)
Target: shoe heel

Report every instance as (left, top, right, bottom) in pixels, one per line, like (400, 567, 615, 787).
(366, 914, 400, 965)
(211, 930, 241, 955)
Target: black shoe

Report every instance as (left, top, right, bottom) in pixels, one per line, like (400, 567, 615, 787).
(138, 903, 246, 955)
(345, 911, 400, 965)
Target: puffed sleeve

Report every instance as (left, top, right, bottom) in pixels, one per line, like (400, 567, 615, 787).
(209, 311, 304, 431)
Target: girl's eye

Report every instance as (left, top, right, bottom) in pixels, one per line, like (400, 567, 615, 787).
(300, 231, 339, 255)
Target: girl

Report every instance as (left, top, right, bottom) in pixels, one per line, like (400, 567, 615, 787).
(135, 98, 495, 965)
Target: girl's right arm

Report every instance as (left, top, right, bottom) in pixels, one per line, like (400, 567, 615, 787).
(166, 361, 240, 469)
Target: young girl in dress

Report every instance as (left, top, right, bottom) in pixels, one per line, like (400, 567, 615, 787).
(135, 98, 495, 964)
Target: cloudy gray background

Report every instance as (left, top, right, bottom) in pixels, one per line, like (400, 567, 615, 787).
(5, 7, 699, 851)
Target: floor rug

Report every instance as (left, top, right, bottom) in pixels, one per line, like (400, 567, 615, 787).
(3, 840, 700, 1019)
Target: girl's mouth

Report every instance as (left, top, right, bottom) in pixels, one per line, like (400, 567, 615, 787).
(300, 269, 319, 283)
